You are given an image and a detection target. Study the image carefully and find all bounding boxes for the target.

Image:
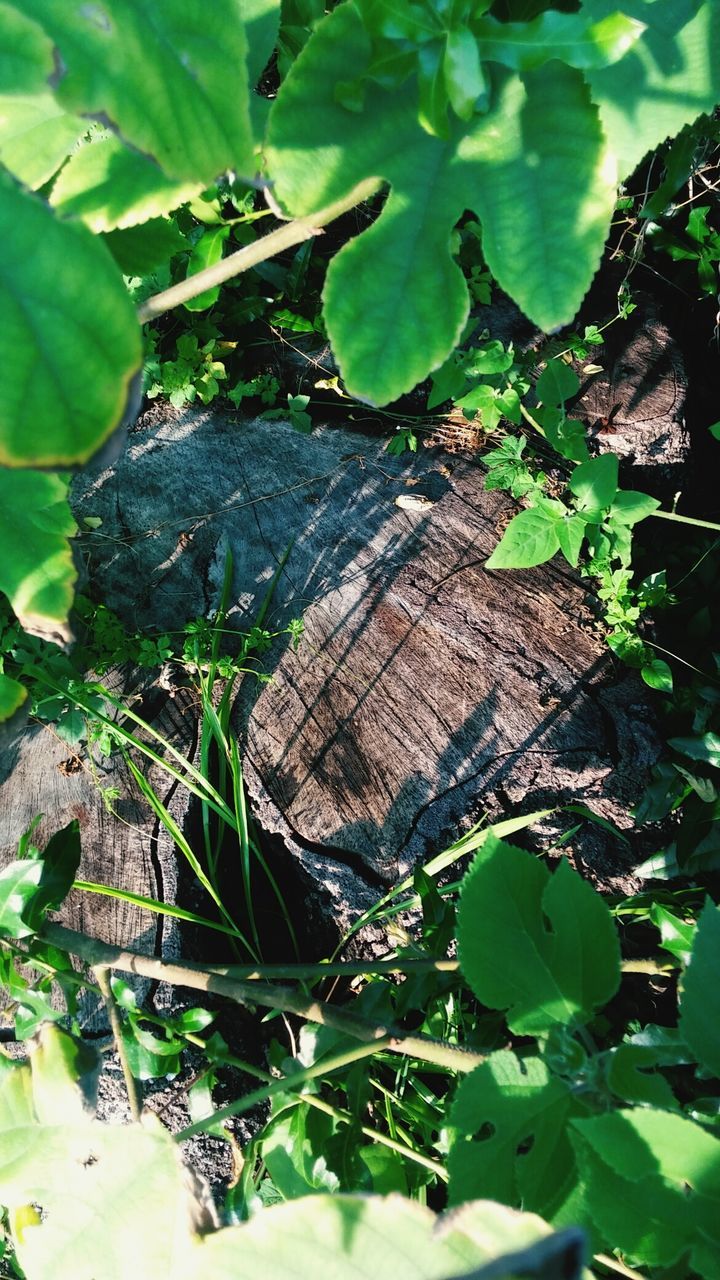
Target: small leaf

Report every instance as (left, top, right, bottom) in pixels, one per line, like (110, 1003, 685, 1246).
(669, 732, 720, 769)
(485, 508, 561, 570)
(641, 659, 673, 694)
(0, 860, 43, 939)
(183, 225, 230, 312)
(457, 834, 620, 1034)
(569, 453, 618, 511)
(556, 515, 586, 568)
(536, 360, 580, 407)
(680, 900, 720, 1078)
(467, 340, 514, 375)
(609, 489, 660, 525)
(606, 1043, 677, 1109)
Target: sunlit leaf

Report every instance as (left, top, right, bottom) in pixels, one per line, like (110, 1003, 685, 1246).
(0, 93, 85, 188)
(50, 134, 199, 232)
(0, 470, 77, 639)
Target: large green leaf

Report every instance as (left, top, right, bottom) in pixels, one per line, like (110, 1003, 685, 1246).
(266, 4, 617, 404)
(679, 899, 720, 1077)
(457, 834, 620, 1034)
(447, 1051, 581, 1220)
(18, 0, 254, 183)
(0, 169, 141, 468)
(0, 470, 76, 639)
(570, 1108, 720, 1277)
(586, 0, 720, 178)
(473, 9, 646, 71)
(196, 1193, 584, 1280)
(0, 4, 54, 94)
(0, 671, 27, 723)
(50, 134, 199, 232)
(0, 94, 85, 188)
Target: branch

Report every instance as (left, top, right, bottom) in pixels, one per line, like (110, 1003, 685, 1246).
(137, 178, 382, 323)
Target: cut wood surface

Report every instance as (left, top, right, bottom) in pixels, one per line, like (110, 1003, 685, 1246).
(59, 407, 660, 927)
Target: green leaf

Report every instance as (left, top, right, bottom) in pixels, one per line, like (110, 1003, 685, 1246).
(0, 3, 54, 93)
(536, 360, 580, 407)
(195, 1193, 581, 1280)
(606, 1043, 677, 1109)
(569, 453, 619, 512)
(586, 0, 720, 179)
(183, 225, 230, 312)
(538, 408, 589, 463)
(0, 471, 77, 640)
(21, 0, 255, 183)
(570, 1108, 720, 1276)
(444, 26, 485, 120)
(609, 489, 660, 525)
(102, 218, 188, 276)
(447, 1051, 580, 1219)
(266, 5, 617, 404)
(51, 134, 199, 232)
(669, 732, 720, 769)
(641, 659, 673, 694)
(0, 671, 27, 724)
(0, 170, 142, 469)
(680, 900, 720, 1077)
(0, 93, 85, 188)
(31, 821, 82, 925)
(485, 507, 561, 570)
(473, 9, 646, 72)
(0, 860, 44, 939)
(556, 514, 586, 568)
(457, 834, 620, 1034)
(467, 340, 514, 375)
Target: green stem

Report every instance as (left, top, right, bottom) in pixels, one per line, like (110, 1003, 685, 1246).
(138, 179, 381, 323)
(94, 964, 142, 1122)
(649, 508, 720, 533)
(41, 923, 484, 1075)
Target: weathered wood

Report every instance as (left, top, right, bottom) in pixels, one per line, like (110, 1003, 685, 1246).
(65, 408, 659, 922)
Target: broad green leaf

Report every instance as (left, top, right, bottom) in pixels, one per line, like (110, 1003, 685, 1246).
(0, 4, 54, 93)
(570, 1108, 720, 1276)
(609, 489, 660, 525)
(266, 5, 617, 404)
(195, 1192, 580, 1280)
(447, 1051, 580, 1219)
(0, 94, 85, 188)
(0, 471, 76, 640)
(102, 218, 188, 276)
(536, 360, 580, 406)
(0, 671, 27, 723)
(538, 408, 589, 463)
(183, 225, 230, 312)
(457, 834, 620, 1034)
(474, 10, 646, 72)
(20, 0, 254, 183)
(586, 0, 720, 179)
(444, 27, 485, 120)
(485, 507, 561, 569)
(0, 170, 142, 468)
(641, 659, 673, 693)
(680, 900, 720, 1077)
(28, 1025, 99, 1124)
(28, 821, 82, 930)
(467, 340, 514, 375)
(569, 453, 619, 511)
(50, 134, 199, 232)
(669, 732, 720, 769)
(0, 860, 43, 939)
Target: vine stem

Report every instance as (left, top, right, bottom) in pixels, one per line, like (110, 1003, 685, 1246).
(93, 964, 142, 1122)
(648, 508, 720, 533)
(137, 178, 382, 323)
(42, 923, 484, 1075)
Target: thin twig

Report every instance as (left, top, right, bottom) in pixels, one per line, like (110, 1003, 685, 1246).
(94, 963, 142, 1122)
(138, 177, 381, 323)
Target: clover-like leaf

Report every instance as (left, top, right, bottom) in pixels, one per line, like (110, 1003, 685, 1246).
(20, 0, 254, 183)
(266, 3, 617, 404)
(457, 833, 620, 1034)
(0, 169, 142, 468)
(447, 1051, 581, 1220)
